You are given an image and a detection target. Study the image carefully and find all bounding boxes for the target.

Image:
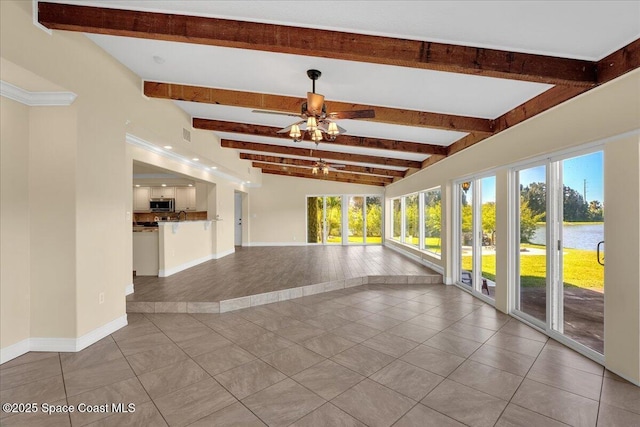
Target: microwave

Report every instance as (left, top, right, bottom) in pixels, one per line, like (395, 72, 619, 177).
(149, 198, 175, 212)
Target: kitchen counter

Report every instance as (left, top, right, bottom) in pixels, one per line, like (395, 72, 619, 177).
(133, 227, 158, 232)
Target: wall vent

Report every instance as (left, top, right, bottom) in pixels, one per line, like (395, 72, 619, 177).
(182, 128, 191, 142)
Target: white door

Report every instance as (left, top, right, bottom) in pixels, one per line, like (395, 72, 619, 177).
(234, 192, 242, 246)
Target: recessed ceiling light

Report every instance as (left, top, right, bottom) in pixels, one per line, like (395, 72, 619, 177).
(247, 181, 251, 184)
(163, 145, 172, 150)
(192, 157, 199, 161)
(161, 184, 167, 187)
(188, 184, 193, 187)
(152, 55, 165, 64)
(211, 166, 218, 170)
(135, 184, 140, 187)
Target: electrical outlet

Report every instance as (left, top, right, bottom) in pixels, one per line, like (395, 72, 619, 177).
(99, 292, 105, 304)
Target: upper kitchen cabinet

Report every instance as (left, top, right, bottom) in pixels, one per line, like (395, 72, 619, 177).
(133, 186, 151, 212)
(151, 186, 175, 198)
(175, 187, 196, 211)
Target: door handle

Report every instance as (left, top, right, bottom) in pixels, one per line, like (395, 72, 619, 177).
(597, 240, 605, 266)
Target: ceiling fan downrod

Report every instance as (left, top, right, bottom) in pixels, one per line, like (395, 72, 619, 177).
(307, 69, 321, 94)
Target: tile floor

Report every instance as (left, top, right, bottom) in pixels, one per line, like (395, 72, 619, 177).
(129, 246, 437, 303)
(2, 283, 639, 426)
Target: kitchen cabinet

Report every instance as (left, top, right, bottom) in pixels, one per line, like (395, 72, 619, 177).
(175, 187, 196, 211)
(151, 186, 175, 198)
(133, 186, 151, 211)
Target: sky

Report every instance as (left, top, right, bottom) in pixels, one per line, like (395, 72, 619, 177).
(519, 151, 604, 203)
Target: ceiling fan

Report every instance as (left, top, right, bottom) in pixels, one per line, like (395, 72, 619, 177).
(312, 158, 345, 175)
(252, 69, 375, 144)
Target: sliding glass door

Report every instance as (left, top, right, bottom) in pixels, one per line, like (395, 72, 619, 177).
(516, 164, 548, 323)
(307, 195, 382, 246)
(456, 177, 496, 300)
(514, 151, 604, 355)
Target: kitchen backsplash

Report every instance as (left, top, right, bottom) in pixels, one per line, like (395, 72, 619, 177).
(133, 211, 208, 223)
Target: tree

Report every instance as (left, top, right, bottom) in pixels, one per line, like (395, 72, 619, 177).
(326, 196, 342, 239)
(520, 197, 545, 242)
(348, 198, 364, 237)
(482, 202, 496, 245)
(563, 186, 588, 221)
(307, 197, 321, 243)
(392, 200, 402, 239)
(521, 182, 546, 220)
(425, 200, 441, 237)
(588, 200, 604, 221)
(366, 198, 382, 237)
(405, 194, 419, 241)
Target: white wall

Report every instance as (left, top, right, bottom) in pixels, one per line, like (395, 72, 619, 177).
(0, 0, 252, 360)
(158, 221, 215, 276)
(248, 173, 384, 245)
(0, 97, 31, 350)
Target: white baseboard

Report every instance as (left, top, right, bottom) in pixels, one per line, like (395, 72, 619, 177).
(159, 254, 216, 277)
(1, 315, 128, 364)
(0, 339, 31, 365)
(159, 249, 236, 277)
(125, 283, 134, 295)
(213, 248, 235, 259)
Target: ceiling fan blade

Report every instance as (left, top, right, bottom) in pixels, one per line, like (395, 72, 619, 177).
(276, 120, 305, 133)
(327, 109, 376, 120)
(252, 109, 302, 118)
(306, 92, 325, 116)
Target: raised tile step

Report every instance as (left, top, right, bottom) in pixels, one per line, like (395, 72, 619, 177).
(126, 274, 443, 314)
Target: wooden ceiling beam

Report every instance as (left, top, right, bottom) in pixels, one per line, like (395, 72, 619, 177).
(240, 154, 405, 177)
(38, 2, 596, 86)
(195, 119, 448, 155)
(596, 38, 640, 84)
(261, 169, 386, 187)
(221, 140, 422, 169)
(149, 82, 491, 134)
(253, 162, 393, 185)
(447, 85, 589, 157)
(443, 39, 640, 160)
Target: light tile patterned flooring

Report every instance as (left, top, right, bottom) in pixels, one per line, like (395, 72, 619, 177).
(2, 283, 639, 426)
(129, 246, 437, 302)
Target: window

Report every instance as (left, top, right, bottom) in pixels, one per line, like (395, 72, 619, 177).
(423, 188, 442, 255)
(392, 198, 402, 240)
(391, 189, 441, 257)
(404, 194, 419, 247)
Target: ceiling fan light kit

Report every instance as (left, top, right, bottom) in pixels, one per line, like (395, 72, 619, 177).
(259, 69, 375, 145)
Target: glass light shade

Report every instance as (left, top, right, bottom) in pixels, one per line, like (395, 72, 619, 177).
(306, 117, 318, 131)
(327, 121, 339, 136)
(289, 124, 301, 139)
(323, 166, 329, 175)
(311, 129, 323, 142)
(312, 166, 318, 175)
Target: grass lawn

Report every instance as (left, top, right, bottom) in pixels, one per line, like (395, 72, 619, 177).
(327, 236, 382, 244)
(463, 243, 604, 291)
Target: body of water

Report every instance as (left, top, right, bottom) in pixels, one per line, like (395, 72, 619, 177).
(531, 223, 604, 251)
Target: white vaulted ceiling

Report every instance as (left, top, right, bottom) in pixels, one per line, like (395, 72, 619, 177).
(37, 1, 640, 184)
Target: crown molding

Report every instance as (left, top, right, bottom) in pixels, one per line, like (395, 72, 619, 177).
(0, 80, 77, 106)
